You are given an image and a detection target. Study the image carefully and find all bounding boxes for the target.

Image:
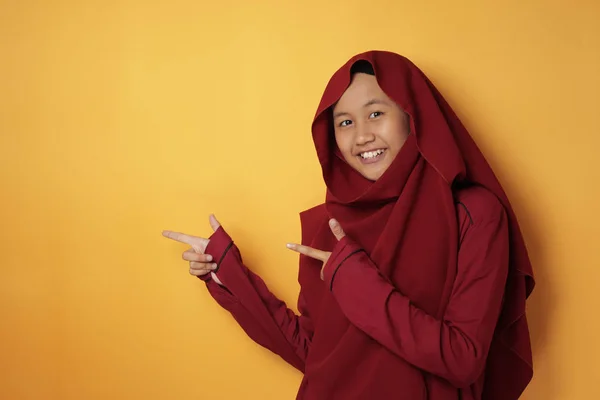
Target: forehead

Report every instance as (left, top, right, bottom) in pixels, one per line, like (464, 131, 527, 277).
(333, 73, 389, 110)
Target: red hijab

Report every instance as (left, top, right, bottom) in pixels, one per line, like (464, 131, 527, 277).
(299, 51, 534, 399)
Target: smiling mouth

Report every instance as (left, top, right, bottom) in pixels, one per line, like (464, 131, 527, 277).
(358, 149, 386, 164)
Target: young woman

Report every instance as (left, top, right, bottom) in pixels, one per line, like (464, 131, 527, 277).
(163, 51, 535, 400)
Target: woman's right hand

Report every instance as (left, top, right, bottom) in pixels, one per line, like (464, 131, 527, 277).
(162, 214, 224, 284)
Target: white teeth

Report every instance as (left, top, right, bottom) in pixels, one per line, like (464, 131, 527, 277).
(360, 149, 384, 159)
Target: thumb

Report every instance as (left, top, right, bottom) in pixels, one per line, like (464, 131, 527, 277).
(209, 214, 221, 232)
(329, 218, 345, 241)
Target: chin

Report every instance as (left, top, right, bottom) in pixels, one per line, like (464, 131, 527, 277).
(360, 168, 385, 182)
(353, 158, 391, 182)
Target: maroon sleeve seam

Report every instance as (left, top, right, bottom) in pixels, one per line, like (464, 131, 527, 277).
(329, 249, 363, 291)
(213, 240, 234, 274)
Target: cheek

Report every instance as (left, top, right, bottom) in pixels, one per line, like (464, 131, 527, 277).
(383, 119, 409, 151)
(334, 132, 355, 159)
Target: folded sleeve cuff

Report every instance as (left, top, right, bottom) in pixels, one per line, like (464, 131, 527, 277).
(322, 236, 364, 291)
(198, 226, 234, 281)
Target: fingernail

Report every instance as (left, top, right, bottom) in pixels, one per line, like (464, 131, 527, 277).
(211, 263, 218, 270)
(206, 255, 213, 262)
(286, 243, 294, 249)
(329, 219, 336, 227)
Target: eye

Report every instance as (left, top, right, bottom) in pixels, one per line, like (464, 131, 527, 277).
(369, 111, 383, 118)
(339, 119, 352, 127)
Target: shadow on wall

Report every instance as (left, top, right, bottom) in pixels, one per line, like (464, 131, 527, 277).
(508, 186, 555, 400)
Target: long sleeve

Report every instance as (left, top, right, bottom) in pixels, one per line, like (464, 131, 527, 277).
(199, 227, 313, 372)
(321, 205, 510, 388)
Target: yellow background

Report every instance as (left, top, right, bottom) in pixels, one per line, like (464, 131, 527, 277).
(1, 0, 598, 399)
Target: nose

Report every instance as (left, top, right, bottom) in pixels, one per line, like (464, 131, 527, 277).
(355, 123, 375, 146)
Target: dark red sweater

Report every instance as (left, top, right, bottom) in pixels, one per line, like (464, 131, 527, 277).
(201, 186, 508, 399)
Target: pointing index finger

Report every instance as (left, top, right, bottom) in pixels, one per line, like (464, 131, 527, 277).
(162, 230, 207, 248)
(287, 243, 329, 262)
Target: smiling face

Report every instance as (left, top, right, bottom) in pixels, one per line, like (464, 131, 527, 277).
(332, 73, 410, 181)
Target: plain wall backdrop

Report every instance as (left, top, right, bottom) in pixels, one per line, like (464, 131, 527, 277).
(1, 0, 599, 398)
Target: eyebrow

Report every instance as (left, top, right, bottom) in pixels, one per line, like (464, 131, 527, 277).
(332, 98, 388, 119)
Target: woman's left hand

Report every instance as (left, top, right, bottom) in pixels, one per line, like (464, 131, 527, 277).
(286, 219, 346, 280)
